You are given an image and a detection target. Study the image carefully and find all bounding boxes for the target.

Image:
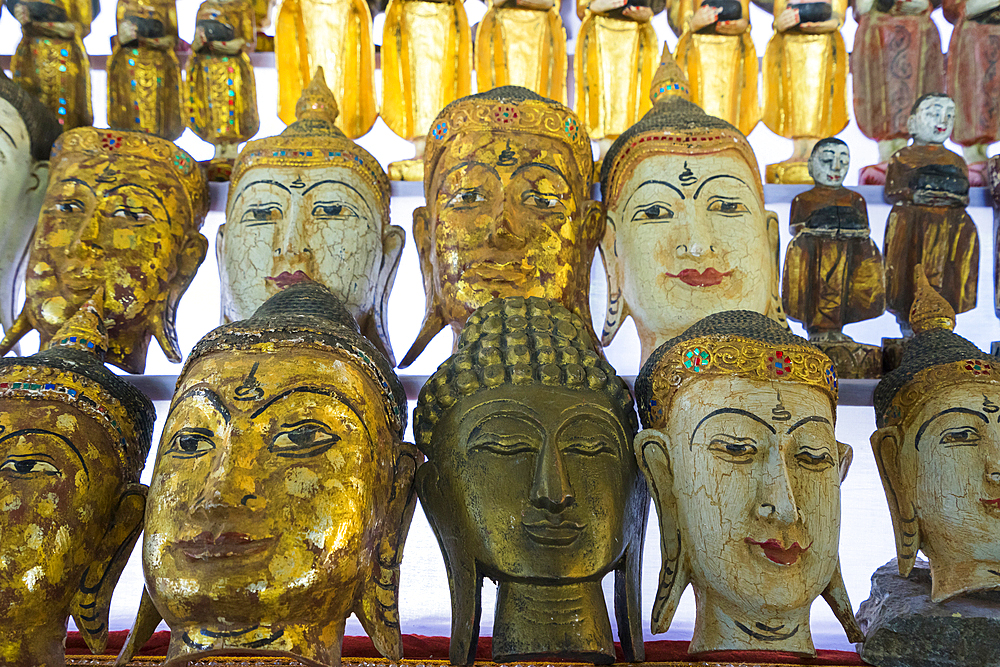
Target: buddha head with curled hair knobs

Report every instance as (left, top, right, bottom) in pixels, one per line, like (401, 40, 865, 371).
(129, 281, 420, 667)
(413, 296, 648, 664)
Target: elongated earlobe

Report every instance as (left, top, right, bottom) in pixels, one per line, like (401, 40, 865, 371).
(872, 425, 919, 576)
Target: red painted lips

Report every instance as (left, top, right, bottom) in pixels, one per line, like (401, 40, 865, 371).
(266, 270, 312, 289)
(178, 531, 274, 560)
(665, 268, 733, 287)
(745, 538, 811, 565)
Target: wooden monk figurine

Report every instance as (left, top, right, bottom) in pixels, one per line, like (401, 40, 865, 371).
(852, 0, 943, 185)
(274, 0, 379, 138)
(108, 0, 184, 140)
(8, 0, 93, 130)
(381, 0, 472, 180)
(761, 0, 849, 183)
(475, 0, 567, 103)
(883, 94, 979, 335)
(185, 0, 260, 180)
(668, 0, 759, 135)
(575, 0, 663, 155)
(634, 310, 863, 655)
(944, 0, 1000, 186)
(782, 138, 886, 378)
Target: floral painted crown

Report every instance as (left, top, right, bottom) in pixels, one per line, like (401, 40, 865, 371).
(636, 310, 838, 429)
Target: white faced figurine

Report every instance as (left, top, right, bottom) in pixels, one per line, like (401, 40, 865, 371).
(219, 68, 403, 364)
(907, 94, 956, 146)
(808, 138, 850, 187)
(0, 72, 60, 344)
(633, 310, 863, 656)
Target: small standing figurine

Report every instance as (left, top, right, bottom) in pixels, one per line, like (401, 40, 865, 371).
(0, 73, 60, 347)
(274, 0, 378, 137)
(108, 0, 184, 140)
(761, 0, 849, 183)
(381, 0, 472, 180)
(0, 127, 210, 374)
(8, 0, 93, 130)
(186, 0, 260, 180)
(668, 0, 759, 135)
(861, 273, 1000, 666)
(782, 138, 886, 378)
(414, 296, 648, 664)
(117, 283, 418, 667)
(634, 310, 863, 656)
(0, 293, 154, 667)
(852, 0, 943, 185)
(475, 0, 567, 102)
(883, 94, 979, 335)
(575, 0, 663, 155)
(944, 0, 1000, 186)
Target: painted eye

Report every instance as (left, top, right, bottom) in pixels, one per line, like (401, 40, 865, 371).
(941, 427, 981, 447)
(166, 431, 216, 459)
(55, 200, 84, 214)
(444, 190, 486, 209)
(634, 204, 673, 221)
(469, 440, 535, 455)
(0, 459, 60, 476)
(708, 436, 757, 460)
(311, 203, 355, 218)
(112, 207, 154, 223)
(522, 192, 559, 209)
(562, 440, 614, 456)
(241, 206, 281, 225)
(708, 199, 749, 214)
(795, 449, 835, 470)
(270, 421, 340, 458)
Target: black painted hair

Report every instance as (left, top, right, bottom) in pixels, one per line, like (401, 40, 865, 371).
(811, 137, 849, 159)
(0, 70, 61, 161)
(910, 92, 952, 117)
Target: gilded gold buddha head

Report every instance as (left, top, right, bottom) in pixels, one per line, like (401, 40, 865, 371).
(138, 281, 418, 667)
(0, 72, 60, 338)
(221, 69, 403, 364)
(403, 86, 601, 368)
(413, 296, 647, 664)
(600, 47, 782, 363)
(0, 290, 154, 666)
(0, 127, 210, 374)
(873, 269, 1000, 602)
(634, 310, 861, 655)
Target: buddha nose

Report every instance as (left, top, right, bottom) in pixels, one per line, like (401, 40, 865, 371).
(67, 213, 102, 255)
(276, 218, 311, 259)
(985, 440, 1000, 486)
(757, 449, 798, 526)
(189, 441, 256, 514)
(487, 197, 526, 250)
(676, 222, 717, 259)
(530, 441, 575, 513)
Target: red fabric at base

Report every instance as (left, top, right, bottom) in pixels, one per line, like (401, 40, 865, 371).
(65, 631, 866, 665)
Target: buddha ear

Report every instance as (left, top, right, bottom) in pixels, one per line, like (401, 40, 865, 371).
(153, 230, 208, 362)
(634, 429, 687, 634)
(114, 588, 162, 667)
(400, 207, 446, 368)
(598, 215, 629, 346)
(215, 224, 230, 324)
(837, 441, 853, 483)
(872, 425, 919, 576)
(356, 443, 420, 659)
(364, 223, 405, 367)
(614, 462, 649, 661)
(70, 483, 147, 654)
(764, 210, 788, 327)
(26, 160, 49, 214)
(416, 461, 482, 665)
(822, 560, 864, 643)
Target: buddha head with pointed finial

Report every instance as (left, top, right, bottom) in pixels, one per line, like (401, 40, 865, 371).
(402, 86, 601, 368)
(873, 266, 1000, 602)
(599, 45, 782, 364)
(0, 291, 155, 667)
(221, 68, 403, 364)
(134, 281, 419, 667)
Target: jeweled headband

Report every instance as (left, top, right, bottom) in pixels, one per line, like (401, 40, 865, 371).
(423, 86, 593, 197)
(52, 127, 209, 224)
(636, 310, 837, 429)
(229, 68, 390, 222)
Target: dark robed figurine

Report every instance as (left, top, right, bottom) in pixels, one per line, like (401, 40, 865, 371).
(883, 94, 979, 333)
(782, 138, 886, 377)
(414, 296, 648, 665)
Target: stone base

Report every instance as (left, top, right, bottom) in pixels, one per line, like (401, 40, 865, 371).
(857, 559, 1000, 667)
(388, 157, 424, 181)
(766, 160, 813, 184)
(813, 338, 882, 378)
(881, 337, 906, 374)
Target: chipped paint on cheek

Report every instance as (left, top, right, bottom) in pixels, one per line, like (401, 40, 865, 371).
(56, 413, 77, 433)
(1, 495, 20, 512)
(23, 524, 43, 550)
(45, 228, 74, 247)
(284, 467, 319, 498)
(36, 493, 59, 518)
(21, 565, 44, 591)
(113, 228, 139, 250)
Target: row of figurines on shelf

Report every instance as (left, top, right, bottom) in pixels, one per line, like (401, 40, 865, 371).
(7, 0, 1000, 184)
(0, 267, 992, 667)
(0, 52, 990, 380)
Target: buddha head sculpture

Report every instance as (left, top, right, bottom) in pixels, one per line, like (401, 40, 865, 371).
(808, 138, 850, 188)
(132, 281, 419, 667)
(402, 86, 601, 368)
(413, 296, 648, 665)
(600, 47, 783, 364)
(220, 69, 403, 364)
(0, 72, 61, 343)
(907, 93, 955, 146)
(873, 268, 1000, 602)
(634, 310, 862, 656)
(0, 290, 154, 666)
(0, 127, 210, 374)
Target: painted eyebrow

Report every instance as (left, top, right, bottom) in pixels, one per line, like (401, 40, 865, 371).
(0, 125, 16, 149)
(250, 386, 371, 441)
(915, 407, 987, 450)
(693, 174, 751, 199)
(510, 161, 569, 183)
(787, 415, 831, 434)
(690, 407, 776, 448)
(105, 182, 169, 220)
(231, 179, 293, 208)
(0, 428, 88, 477)
(166, 387, 231, 425)
(302, 179, 375, 219)
(59, 177, 96, 194)
(439, 160, 501, 186)
(624, 180, 685, 211)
